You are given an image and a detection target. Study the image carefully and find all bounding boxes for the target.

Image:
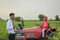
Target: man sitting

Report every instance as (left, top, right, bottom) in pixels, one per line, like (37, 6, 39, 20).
(41, 16, 50, 39)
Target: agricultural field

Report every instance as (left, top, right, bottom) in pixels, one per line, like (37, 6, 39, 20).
(0, 20, 60, 40)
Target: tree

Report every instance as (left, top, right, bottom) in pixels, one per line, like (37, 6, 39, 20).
(14, 16, 21, 21)
(38, 14, 44, 21)
(55, 15, 60, 21)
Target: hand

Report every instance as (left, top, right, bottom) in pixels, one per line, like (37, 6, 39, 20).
(47, 28, 51, 32)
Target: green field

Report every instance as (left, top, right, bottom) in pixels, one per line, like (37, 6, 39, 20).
(0, 20, 60, 40)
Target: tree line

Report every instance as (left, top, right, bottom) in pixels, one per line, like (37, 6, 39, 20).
(0, 14, 60, 21)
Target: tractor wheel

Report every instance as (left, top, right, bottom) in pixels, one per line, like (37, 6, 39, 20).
(44, 37, 48, 40)
(48, 31, 54, 37)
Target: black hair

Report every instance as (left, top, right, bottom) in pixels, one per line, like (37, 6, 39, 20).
(9, 13, 15, 16)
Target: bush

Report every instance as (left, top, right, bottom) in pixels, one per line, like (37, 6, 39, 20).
(55, 15, 60, 21)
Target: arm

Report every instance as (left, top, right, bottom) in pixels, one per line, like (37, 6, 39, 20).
(12, 22, 16, 30)
(48, 22, 51, 28)
(6, 21, 13, 30)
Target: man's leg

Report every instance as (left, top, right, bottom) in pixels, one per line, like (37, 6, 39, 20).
(12, 34, 15, 40)
(41, 29, 45, 40)
(42, 29, 45, 38)
(8, 34, 15, 40)
(8, 34, 11, 40)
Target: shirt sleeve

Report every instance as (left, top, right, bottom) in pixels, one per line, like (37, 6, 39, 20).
(6, 21, 13, 30)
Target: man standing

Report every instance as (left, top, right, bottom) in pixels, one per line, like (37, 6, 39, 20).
(6, 13, 16, 40)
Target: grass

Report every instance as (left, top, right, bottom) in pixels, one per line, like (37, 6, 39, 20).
(0, 20, 60, 40)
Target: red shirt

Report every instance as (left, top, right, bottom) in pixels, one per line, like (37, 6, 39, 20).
(41, 21, 49, 28)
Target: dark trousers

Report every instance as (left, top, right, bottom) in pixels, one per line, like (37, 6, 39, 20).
(8, 34, 15, 40)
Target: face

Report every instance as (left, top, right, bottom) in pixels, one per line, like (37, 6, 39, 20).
(10, 15, 15, 20)
(44, 18, 47, 21)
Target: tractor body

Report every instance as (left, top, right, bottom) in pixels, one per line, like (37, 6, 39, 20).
(15, 26, 57, 40)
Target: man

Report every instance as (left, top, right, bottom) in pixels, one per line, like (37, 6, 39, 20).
(6, 13, 16, 40)
(41, 16, 50, 39)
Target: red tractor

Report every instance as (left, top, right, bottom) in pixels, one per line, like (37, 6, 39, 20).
(15, 18, 57, 40)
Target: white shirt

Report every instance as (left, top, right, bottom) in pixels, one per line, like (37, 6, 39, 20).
(6, 19, 15, 34)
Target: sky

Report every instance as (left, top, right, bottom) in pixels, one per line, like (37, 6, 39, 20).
(0, 0, 60, 20)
